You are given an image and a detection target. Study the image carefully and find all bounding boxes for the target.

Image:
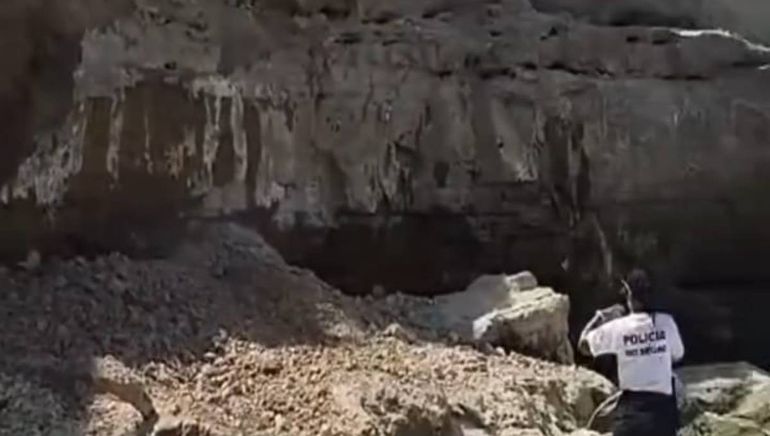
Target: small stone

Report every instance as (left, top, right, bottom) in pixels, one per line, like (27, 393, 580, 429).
(204, 352, 217, 361)
(274, 414, 285, 429)
(199, 364, 216, 378)
(383, 323, 415, 342)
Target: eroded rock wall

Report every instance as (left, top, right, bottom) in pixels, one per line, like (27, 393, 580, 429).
(531, 0, 770, 45)
(2, 0, 770, 301)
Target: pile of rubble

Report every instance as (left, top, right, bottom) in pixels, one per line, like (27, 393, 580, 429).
(0, 223, 613, 435)
(3, 223, 767, 435)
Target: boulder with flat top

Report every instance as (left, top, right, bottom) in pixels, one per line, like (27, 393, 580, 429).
(428, 272, 574, 364)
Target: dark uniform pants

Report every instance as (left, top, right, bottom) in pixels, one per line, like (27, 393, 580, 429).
(613, 390, 678, 436)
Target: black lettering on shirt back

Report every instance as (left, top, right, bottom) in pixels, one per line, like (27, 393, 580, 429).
(622, 330, 668, 358)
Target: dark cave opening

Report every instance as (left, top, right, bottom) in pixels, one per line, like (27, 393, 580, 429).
(668, 284, 770, 370)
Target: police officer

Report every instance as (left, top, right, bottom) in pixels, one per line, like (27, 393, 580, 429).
(579, 269, 684, 436)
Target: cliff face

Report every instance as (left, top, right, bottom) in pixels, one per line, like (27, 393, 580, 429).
(2, 0, 770, 301)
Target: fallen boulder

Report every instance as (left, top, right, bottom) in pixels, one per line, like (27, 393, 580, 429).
(472, 287, 573, 364)
(429, 272, 574, 364)
(677, 362, 770, 415)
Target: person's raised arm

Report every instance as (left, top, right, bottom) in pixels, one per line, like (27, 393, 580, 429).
(578, 311, 605, 356)
(578, 303, 627, 356)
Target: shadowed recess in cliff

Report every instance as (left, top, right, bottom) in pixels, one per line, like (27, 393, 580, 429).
(0, 0, 134, 186)
(667, 284, 770, 369)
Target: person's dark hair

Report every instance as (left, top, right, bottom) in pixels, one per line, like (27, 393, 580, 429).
(626, 268, 658, 311)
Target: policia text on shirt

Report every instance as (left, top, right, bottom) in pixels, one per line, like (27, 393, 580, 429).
(623, 331, 667, 357)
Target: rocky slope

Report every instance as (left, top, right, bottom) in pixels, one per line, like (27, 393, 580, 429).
(0, 223, 613, 435)
(4, 224, 769, 435)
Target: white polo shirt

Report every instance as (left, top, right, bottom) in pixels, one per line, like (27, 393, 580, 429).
(585, 312, 684, 395)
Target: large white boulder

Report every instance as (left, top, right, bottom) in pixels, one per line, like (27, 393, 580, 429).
(433, 272, 574, 364)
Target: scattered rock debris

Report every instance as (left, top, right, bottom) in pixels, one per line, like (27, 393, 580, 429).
(0, 224, 612, 435)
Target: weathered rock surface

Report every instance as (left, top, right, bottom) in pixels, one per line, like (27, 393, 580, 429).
(733, 383, 770, 431)
(678, 362, 770, 415)
(1, 0, 770, 293)
(675, 363, 770, 435)
(473, 287, 572, 363)
(680, 412, 770, 436)
(2, 0, 770, 367)
(423, 271, 574, 363)
(531, 0, 770, 45)
(373, 271, 575, 363)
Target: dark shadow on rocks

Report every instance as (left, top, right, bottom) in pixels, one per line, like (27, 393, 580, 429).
(0, 0, 134, 187)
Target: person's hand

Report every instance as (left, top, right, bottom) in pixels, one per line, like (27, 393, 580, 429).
(597, 304, 625, 322)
